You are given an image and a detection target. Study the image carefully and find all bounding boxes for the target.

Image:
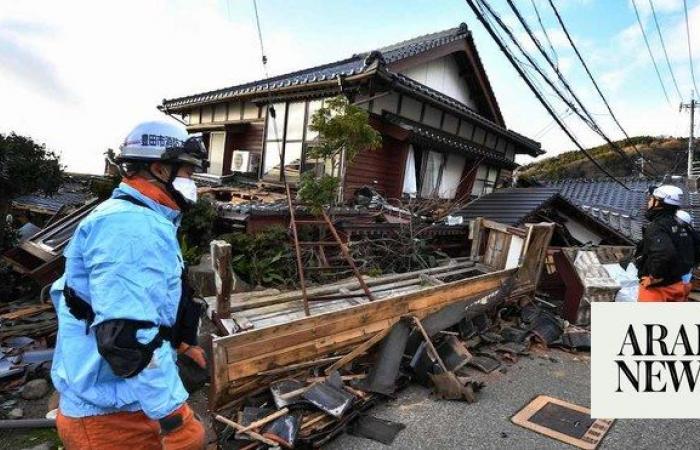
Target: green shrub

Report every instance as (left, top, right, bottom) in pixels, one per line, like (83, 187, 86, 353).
(222, 226, 297, 288)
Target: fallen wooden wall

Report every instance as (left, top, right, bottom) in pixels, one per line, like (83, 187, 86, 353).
(209, 222, 554, 408)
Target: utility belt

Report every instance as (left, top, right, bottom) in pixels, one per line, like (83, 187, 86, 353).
(63, 275, 203, 349)
(61, 193, 204, 378)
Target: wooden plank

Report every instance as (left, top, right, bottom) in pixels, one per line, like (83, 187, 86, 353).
(213, 415, 278, 447)
(223, 270, 509, 364)
(0, 304, 53, 321)
(227, 320, 393, 380)
(222, 271, 505, 357)
(226, 262, 475, 313)
(223, 273, 511, 381)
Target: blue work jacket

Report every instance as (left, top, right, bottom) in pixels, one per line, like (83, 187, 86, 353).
(50, 183, 188, 419)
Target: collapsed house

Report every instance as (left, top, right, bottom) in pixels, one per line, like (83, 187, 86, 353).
(160, 23, 543, 202)
(544, 177, 700, 240)
(455, 187, 634, 246)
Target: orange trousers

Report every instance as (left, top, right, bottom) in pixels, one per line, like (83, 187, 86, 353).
(56, 404, 205, 450)
(638, 280, 688, 302)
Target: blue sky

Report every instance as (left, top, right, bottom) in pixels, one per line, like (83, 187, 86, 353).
(0, 0, 698, 173)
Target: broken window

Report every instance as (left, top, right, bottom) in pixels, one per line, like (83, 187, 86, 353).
(263, 100, 336, 182)
(471, 164, 499, 197)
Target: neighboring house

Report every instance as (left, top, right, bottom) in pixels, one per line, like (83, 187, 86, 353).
(543, 177, 700, 242)
(160, 23, 543, 201)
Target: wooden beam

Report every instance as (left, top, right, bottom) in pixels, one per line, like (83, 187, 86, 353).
(324, 325, 393, 375)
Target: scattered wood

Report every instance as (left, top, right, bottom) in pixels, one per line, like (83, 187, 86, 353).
(236, 407, 289, 433)
(213, 415, 278, 447)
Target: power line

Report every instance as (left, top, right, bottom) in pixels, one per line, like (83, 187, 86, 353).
(529, 0, 558, 69)
(683, 0, 699, 95)
(464, 0, 630, 189)
(252, 0, 269, 78)
(547, 0, 661, 176)
(631, 0, 671, 105)
(648, 0, 683, 101)
(251, 0, 283, 179)
(506, 0, 648, 176)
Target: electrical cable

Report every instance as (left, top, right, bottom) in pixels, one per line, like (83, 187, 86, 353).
(529, 0, 559, 69)
(631, 0, 672, 104)
(506, 0, 647, 176)
(547, 0, 661, 175)
(648, 0, 683, 101)
(465, 0, 630, 189)
(252, 0, 284, 180)
(683, 0, 699, 95)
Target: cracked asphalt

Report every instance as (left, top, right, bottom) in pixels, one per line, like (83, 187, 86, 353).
(327, 349, 700, 449)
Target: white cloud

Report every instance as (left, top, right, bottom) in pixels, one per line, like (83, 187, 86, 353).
(0, 0, 317, 173)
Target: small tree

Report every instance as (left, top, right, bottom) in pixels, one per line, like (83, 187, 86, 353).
(299, 96, 381, 211)
(0, 133, 63, 251)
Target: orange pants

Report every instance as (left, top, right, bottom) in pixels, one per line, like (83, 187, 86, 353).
(638, 280, 688, 302)
(57, 404, 205, 450)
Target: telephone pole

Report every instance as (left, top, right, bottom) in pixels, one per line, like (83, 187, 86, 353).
(681, 91, 699, 188)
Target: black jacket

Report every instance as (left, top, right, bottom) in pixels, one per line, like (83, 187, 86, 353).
(635, 209, 695, 285)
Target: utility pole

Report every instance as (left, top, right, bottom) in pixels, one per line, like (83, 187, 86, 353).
(681, 91, 698, 185)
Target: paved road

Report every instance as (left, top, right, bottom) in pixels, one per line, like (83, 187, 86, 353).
(327, 350, 700, 449)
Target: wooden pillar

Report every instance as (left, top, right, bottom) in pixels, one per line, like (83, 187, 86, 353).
(211, 240, 232, 317)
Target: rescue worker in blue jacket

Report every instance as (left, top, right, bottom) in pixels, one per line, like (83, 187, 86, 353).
(51, 120, 209, 449)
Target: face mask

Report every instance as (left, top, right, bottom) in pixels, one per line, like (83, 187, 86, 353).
(172, 177, 198, 204)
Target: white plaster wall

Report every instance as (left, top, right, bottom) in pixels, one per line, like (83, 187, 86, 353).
(559, 212, 604, 245)
(401, 55, 475, 109)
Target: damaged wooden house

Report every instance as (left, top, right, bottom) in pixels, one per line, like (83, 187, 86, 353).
(160, 23, 543, 201)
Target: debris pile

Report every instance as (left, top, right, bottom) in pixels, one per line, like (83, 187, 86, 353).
(210, 278, 591, 448)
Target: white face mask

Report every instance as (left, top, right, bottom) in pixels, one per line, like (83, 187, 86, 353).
(172, 177, 198, 204)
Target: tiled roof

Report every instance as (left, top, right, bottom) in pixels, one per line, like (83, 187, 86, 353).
(162, 25, 471, 110)
(544, 178, 700, 242)
(382, 112, 518, 169)
(161, 23, 542, 156)
(454, 187, 633, 244)
(12, 182, 92, 214)
(454, 187, 563, 225)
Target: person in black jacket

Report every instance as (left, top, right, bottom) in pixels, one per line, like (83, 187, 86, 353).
(635, 185, 694, 301)
(675, 209, 700, 297)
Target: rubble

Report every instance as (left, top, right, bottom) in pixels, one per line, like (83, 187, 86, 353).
(205, 219, 557, 447)
(20, 379, 49, 400)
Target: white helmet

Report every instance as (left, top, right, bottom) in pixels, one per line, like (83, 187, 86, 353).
(650, 185, 683, 206)
(116, 120, 208, 171)
(676, 210, 693, 225)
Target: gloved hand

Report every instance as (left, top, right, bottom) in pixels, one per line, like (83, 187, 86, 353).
(159, 403, 205, 450)
(640, 276, 664, 288)
(178, 343, 207, 369)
